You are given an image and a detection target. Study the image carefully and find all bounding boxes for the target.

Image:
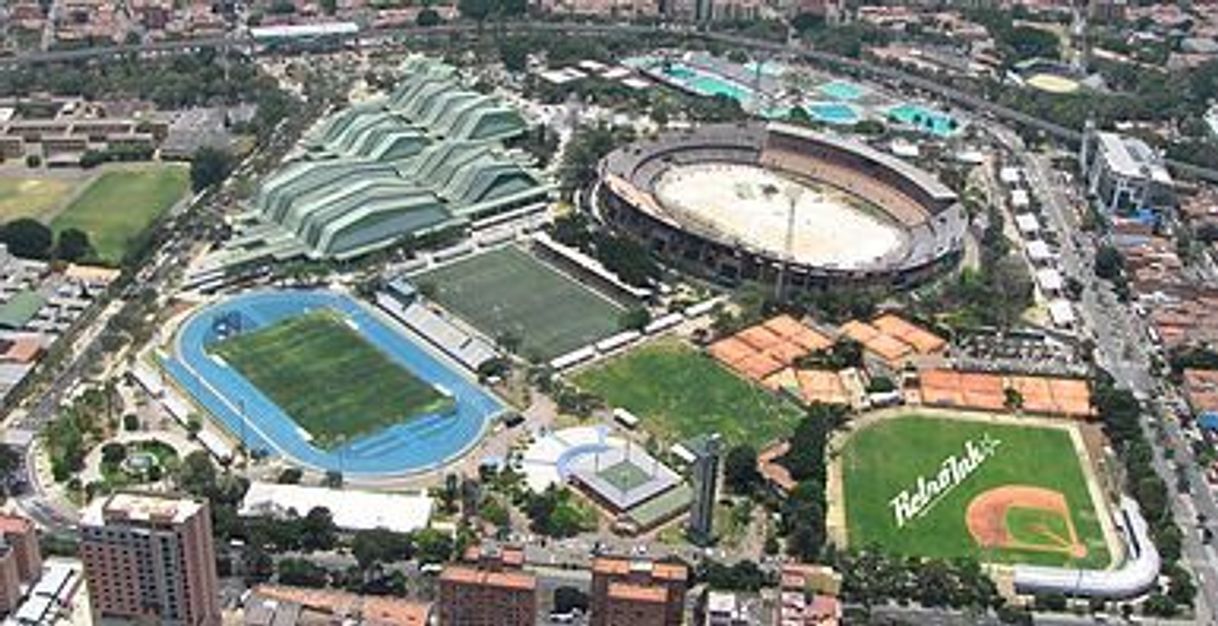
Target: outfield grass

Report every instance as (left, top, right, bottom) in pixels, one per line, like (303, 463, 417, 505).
(572, 339, 804, 448)
(208, 310, 451, 449)
(417, 246, 623, 360)
(51, 166, 188, 264)
(0, 177, 78, 221)
(841, 415, 1110, 567)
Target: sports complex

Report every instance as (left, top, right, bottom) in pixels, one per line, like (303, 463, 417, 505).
(596, 122, 967, 291)
(163, 289, 504, 477)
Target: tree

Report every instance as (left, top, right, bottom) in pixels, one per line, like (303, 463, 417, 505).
(323, 470, 343, 488)
(276, 468, 303, 484)
(176, 450, 217, 497)
(101, 443, 127, 465)
(416, 8, 441, 26)
(498, 37, 529, 73)
(55, 228, 93, 262)
(1094, 245, 1125, 281)
(618, 307, 651, 331)
(277, 558, 329, 587)
(300, 507, 337, 552)
(122, 414, 139, 431)
(190, 146, 234, 193)
(352, 528, 413, 568)
(412, 528, 454, 564)
(25, 155, 40, 168)
(554, 586, 589, 614)
(319, 0, 337, 14)
(0, 444, 19, 495)
(0, 219, 53, 259)
(723, 445, 761, 494)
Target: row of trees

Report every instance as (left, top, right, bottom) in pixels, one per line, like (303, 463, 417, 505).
(549, 212, 660, 288)
(0, 219, 93, 263)
(778, 404, 843, 562)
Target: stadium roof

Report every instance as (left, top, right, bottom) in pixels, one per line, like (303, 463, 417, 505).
(224, 56, 552, 264)
(239, 482, 432, 533)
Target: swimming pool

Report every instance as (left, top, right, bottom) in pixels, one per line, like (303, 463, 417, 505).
(806, 102, 861, 125)
(818, 80, 867, 101)
(165, 290, 503, 476)
(661, 62, 755, 105)
(887, 103, 961, 137)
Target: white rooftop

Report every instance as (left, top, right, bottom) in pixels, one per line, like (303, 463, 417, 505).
(1035, 267, 1064, 292)
(239, 482, 433, 534)
(1011, 189, 1030, 208)
(1014, 212, 1040, 234)
(1026, 239, 1052, 261)
(83, 493, 203, 526)
(999, 166, 1021, 185)
(1047, 299, 1076, 326)
(1096, 131, 1172, 185)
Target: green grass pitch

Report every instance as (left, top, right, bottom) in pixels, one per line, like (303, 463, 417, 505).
(572, 339, 804, 448)
(415, 246, 623, 360)
(841, 415, 1110, 568)
(208, 310, 452, 449)
(598, 460, 652, 492)
(51, 166, 189, 264)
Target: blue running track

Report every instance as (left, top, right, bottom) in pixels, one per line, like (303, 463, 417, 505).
(165, 289, 503, 476)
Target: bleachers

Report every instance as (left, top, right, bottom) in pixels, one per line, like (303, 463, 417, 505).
(758, 148, 929, 227)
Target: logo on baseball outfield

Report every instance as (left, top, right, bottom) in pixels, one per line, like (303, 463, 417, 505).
(889, 434, 1002, 528)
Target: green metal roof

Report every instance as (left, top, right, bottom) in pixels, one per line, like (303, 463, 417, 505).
(0, 291, 45, 329)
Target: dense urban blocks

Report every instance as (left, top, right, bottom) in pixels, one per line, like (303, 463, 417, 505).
(838, 414, 1111, 568)
(572, 339, 803, 448)
(207, 309, 451, 449)
(416, 246, 623, 360)
(51, 166, 189, 264)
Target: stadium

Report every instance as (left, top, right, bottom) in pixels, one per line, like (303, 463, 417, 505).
(595, 122, 966, 291)
(162, 290, 504, 477)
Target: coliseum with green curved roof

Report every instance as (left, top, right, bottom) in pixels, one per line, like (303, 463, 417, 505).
(224, 57, 553, 264)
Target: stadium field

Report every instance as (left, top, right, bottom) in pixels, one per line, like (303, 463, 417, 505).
(51, 165, 188, 264)
(415, 246, 622, 360)
(840, 414, 1110, 568)
(207, 309, 452, 449)
(572, 339, 803, 448)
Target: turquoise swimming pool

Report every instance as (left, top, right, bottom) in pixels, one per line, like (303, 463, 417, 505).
(818, 80, 866, 101)
(661, 62, 755, 105)
(806, 102, 861, 125)
(888, 103, 961, 137)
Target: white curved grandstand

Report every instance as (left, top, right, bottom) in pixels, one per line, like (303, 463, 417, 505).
(598, 122, 966, 292)
(521, 426, 618, 493)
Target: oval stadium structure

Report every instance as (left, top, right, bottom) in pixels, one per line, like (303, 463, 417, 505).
(596, 122, 966, 292)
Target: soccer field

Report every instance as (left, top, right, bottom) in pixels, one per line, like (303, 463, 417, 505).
(416, 246, 622, 360)
(51, 166, 188, 264)
(840, 414, 1110, 568)
(572, 339, 804, 448)
(207, 310, 452, 449)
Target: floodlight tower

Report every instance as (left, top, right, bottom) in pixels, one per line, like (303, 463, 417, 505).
(774, 185, 802, 301)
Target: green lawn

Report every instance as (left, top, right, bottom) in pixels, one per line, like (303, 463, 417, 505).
(572, 339, 804, 448)
(0, 177, 78, 221)
(416, 246, 622, 360)
(208, 310, 452, 449)
(841, 415, 1110, 568)
(50, 166, 188, 264)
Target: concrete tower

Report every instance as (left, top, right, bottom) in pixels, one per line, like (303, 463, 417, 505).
(687, 433, 721, 545)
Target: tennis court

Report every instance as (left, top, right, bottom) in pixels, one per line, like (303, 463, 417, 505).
(415, 246, 623, 360)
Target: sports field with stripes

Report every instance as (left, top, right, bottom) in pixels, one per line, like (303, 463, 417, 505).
(415, 246, 622, 360)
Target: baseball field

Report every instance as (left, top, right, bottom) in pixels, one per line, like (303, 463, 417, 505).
(839, 413, 1111, 568)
